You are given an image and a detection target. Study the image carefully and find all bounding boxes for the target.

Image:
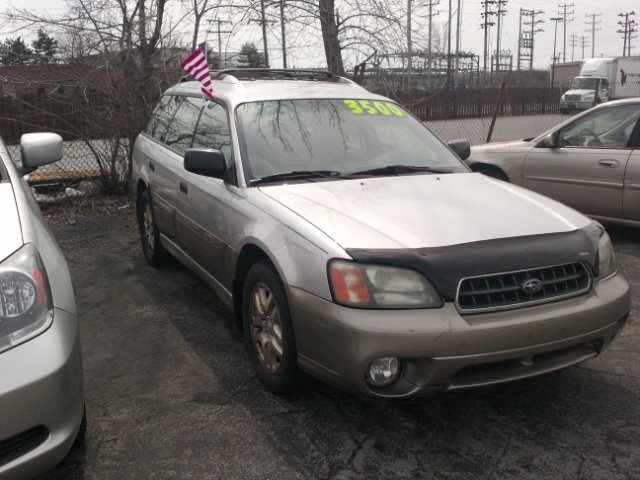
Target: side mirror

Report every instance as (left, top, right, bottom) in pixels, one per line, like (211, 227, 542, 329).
(536, 133, 557, 148)
(447, 139, 471, 160)
(19, 133, 63, 175)
(184, 149, 226, 179)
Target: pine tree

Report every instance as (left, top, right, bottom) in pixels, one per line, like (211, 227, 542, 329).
(31, 29, 58, 64)
(237, 43, 265, 68)
(1, 37, 33, 65)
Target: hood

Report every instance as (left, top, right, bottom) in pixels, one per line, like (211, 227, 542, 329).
(259, 173, 591, 250)
(0, 183, 24, 261)
(471, 139, 533, 152)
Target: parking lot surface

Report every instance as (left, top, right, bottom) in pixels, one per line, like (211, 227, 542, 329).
(38, 199, 639, 480)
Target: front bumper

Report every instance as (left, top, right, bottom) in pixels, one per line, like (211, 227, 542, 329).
(560, 100, 593, 111)
(290, 273, 630, 398)
(0, 308, 84, 479)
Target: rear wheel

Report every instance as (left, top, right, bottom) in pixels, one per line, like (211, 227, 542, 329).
(242, 261, 301, 395)
(137, 189, 170, 267)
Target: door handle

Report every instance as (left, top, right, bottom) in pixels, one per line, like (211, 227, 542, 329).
(179, 181, 188, 194)
(149, 161, 155, 172)
(598, 159, 619, 168)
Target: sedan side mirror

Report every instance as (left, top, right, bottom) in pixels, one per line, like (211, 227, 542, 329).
(19, 133, 63, 176)
(184, 149, 226, 179)
(536, 133, 557, 149)
(447, 139, 471, 160)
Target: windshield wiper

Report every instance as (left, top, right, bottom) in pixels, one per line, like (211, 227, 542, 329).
(251, 170, 345, 186)
(349, 164, 452, 176)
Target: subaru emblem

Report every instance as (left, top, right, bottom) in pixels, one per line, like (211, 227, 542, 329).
(522, 278, 543, 294)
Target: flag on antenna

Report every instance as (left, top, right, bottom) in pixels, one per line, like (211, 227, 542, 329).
(181, 43, 214, 99)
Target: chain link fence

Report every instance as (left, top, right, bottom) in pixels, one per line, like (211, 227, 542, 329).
(2, 77, 638, 188)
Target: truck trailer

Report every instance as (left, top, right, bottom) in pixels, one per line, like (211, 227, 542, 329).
(559, 56, 640, 113)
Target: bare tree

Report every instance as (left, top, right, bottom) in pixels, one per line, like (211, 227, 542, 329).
(1, 0, 179, 193)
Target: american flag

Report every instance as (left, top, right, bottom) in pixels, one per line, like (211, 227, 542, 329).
(181, 43, 214, 99)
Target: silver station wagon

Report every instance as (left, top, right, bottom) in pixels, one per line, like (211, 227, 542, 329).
(133, 69, 630, 398)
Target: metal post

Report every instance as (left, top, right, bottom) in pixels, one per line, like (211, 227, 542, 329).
(280, 0, 287, 68)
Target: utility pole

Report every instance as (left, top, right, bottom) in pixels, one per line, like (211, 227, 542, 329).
(447, 0, 452, 83)
(426, 0, 440, 86)
(455, 0, 462, 71)
(569, 34, 577, 61)
(585, 13, 601, 58)
(207, 18, 232, 69)
(617, 12, 637, 57)
(480, 0, 496, 73)
(518, 9, 544, 71)
(280, 0, 287, 68)
(495, 0, 507, 73)
(249, 0, 277, 67)
(579, 36, 589, 59)
(551, 16, 563, 88)
(407, 0, 413, 90)
(558, 3, 574, 63)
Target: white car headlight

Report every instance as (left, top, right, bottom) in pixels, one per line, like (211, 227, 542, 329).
(0, 244, 53, 353)
(597, 232, 617, 279)
(329, 260, 442, 309)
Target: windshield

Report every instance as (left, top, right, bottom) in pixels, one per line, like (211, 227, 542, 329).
(236, 99, 467, 183)
(569, 77, 599, 90)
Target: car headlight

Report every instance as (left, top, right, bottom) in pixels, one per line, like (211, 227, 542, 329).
(328, 260, 442, 309)
(0, 244, 53, 353)
(597, 232, 617, 279)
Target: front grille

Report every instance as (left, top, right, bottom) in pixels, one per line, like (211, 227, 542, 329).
(457, 262, 591, 312)
(0, 426, 48, 467)
(564, 94, 582, 102)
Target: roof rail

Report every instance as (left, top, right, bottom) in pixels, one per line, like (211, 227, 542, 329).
(210, 68, 354, 84)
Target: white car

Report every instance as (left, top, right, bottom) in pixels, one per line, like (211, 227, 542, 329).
(0, 133, 84, 479)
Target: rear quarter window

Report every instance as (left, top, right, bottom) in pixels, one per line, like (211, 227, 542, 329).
(144, 95, 183, 142)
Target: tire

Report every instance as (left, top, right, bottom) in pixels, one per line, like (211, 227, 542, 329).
(474, 164, 509, 182)
(137, 189, 170, 267)
(242, 260, 301, 395)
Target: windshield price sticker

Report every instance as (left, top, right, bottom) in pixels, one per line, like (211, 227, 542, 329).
(344, 100, 405, 117)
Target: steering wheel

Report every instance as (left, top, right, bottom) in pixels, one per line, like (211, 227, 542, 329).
(579, 128, 603, 147)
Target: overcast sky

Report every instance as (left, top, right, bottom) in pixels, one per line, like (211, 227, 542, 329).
(4, 0, 638, 70)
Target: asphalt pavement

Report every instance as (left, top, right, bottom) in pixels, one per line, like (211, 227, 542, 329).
(37, 204, 639, 480)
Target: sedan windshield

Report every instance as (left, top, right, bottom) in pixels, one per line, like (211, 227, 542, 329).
(236, 99, 467, 184)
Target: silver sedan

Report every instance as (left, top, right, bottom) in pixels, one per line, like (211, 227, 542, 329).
(0, 133, 84, 479)
(467, 98, 640, 225)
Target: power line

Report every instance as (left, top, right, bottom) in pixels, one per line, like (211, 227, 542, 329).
(558, 3, 574, 63)
(585, 13, 601, 58)
(579, 35, 589, 60)
(480, 0, 496, 73)
(569, 34, 577, 61)
(617, 11, 637, 57)
(518, 8, 544, 71)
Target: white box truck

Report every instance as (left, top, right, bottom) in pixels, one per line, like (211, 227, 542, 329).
(559, 56, 640, 113)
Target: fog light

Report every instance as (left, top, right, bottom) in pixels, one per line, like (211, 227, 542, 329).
(366, 357, 400, 387)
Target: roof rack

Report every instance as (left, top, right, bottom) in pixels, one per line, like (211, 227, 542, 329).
(210, 68, 353, 83)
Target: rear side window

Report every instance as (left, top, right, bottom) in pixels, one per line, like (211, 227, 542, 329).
(145, 95, 182, 142)
(192, 103, 232, 162)
(163, 97, 203, 155)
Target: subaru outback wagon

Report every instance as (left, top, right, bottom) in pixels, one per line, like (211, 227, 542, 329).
(132, 69, 630, 398)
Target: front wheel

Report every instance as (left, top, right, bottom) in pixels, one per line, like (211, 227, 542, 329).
(242, 261, 301, 395)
